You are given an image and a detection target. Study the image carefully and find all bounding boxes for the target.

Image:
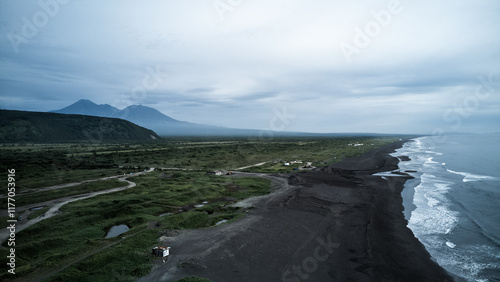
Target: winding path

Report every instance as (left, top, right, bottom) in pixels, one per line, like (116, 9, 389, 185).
(8, 170, 289, 282)
(233, 161, 268, 171)
(0, 173, 134, 199)
(0, 168, 154, 244)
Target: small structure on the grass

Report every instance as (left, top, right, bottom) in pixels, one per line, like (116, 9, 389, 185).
(284, 162, 290, 166)
(304, 162, 313, 168)
(207, 170, 223, 176)
(226, 171, 235, 175)
(152, 246, 170, 257)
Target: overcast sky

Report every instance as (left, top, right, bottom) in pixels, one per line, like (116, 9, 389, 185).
(0, 0, 499, 134)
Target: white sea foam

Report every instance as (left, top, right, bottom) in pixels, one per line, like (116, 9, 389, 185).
(447, 169, 498, 182)
(423, 157, 439, 167)
(434, 183, 450, 191)
(425, 194, 440, 207)
(409, 175, 458, 235)
(401, 136, 500, 281)
(425, 150, 444, 156)
(435, 244, 500, 281)
(414, 138, 422, 148)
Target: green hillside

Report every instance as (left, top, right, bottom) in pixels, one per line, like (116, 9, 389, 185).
(0, 110, 160, 143)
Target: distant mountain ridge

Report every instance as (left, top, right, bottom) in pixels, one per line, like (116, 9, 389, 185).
(0, 110, 160, 143)
(51, 99, 263, 136)
(50, 99, 409, 137)
(51, 99, 178, 124)
(113, 104, 178, 124)
(52, 99, 119, 117)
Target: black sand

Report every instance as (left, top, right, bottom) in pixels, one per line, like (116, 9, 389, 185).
(139, 140, 455, 282)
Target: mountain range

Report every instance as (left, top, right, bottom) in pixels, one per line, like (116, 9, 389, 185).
(49, 99, 410, 137)
(51, 99, 272, 136)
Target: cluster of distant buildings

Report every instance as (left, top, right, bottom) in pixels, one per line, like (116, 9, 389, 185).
(205, 159, 320, 177)
(348, 143, 364, 147)
(283, 160, 314, 169)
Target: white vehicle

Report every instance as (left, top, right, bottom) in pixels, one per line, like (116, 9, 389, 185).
(152, 246, 170, 257)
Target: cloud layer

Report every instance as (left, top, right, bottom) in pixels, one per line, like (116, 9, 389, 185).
(1, 0, 499, 133)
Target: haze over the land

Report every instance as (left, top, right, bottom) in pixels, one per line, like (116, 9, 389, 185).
(1, 0, 499, 134)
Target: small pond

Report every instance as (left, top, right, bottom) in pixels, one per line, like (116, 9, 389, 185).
(216, 219, 228, 225)
(194, 201, 210, 208)
(105, 224, 130, 238)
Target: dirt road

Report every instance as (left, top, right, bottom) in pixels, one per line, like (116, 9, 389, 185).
(233, 162, 268, 171)
(0, 168, 154, 244)
(0, 173, 135, 199)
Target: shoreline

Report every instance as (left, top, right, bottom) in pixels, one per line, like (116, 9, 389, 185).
(302, 139, 456, 281)
(139, 140, 456, 281)
(391, 138, 471, 282)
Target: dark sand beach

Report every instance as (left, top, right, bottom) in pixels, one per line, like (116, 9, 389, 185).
(139, 140, 455, 282)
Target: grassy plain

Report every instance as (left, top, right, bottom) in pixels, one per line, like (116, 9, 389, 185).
(0, 136, 397, 191)
(0, 171, 270, 281)
(0, 136, 403, 281)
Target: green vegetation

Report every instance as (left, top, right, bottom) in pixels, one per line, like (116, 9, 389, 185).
(0, 143, 146, 190)
(0, 171, 270, 281)
(0, 136, 399, 191)
(0, 110, 159, 143)
(47, 229, 158, 282)
(0, 136, 407, 281)
(27, 206, 50, 220)
(0, 216, 12, 229)
(0, 179, 127, 207)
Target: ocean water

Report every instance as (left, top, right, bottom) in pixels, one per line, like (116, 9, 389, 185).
(393, 134, 500, 281)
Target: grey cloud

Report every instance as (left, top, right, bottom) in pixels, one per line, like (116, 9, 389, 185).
(0, 0, 499, 134)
